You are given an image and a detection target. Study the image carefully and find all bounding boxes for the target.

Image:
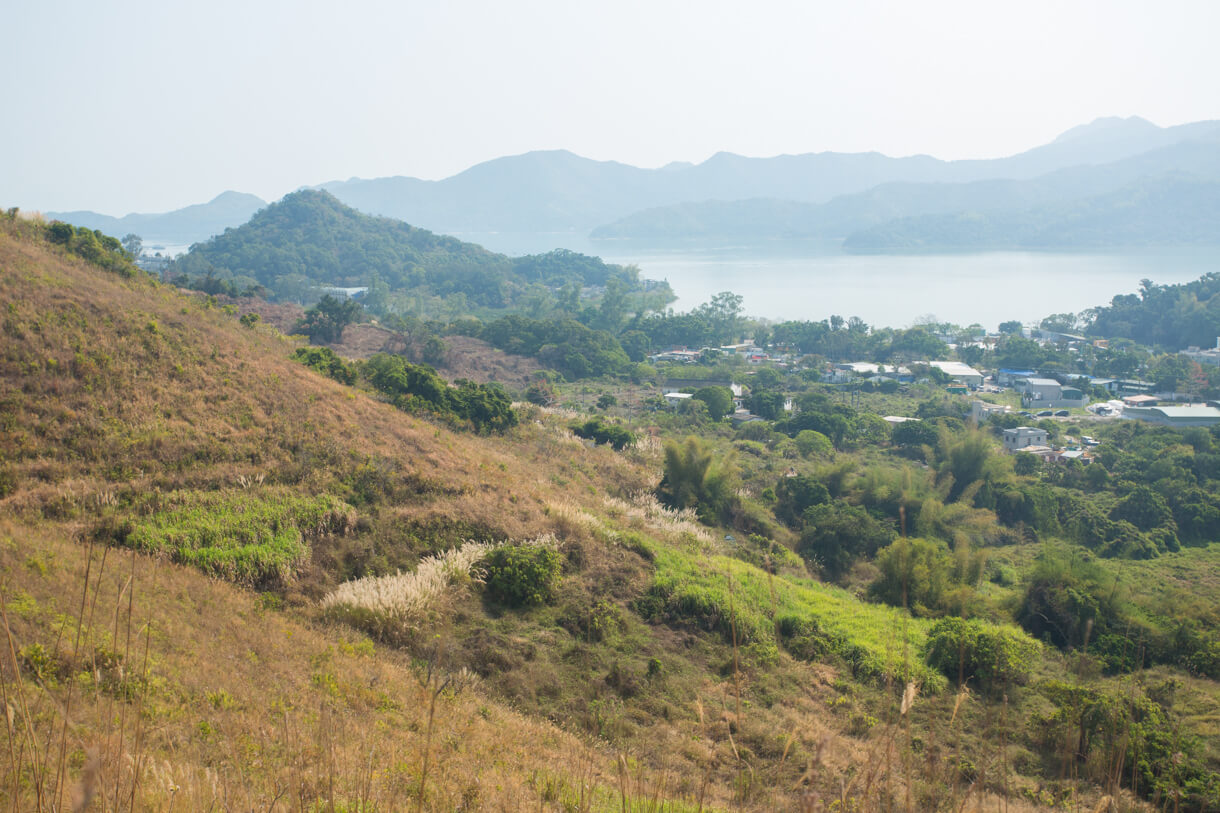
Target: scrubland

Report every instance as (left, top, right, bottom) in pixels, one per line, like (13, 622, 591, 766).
(1, 215, 1212, 810)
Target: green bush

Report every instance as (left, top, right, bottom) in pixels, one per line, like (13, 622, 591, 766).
(570, 417, 635, 450)
(924, 617, 1039, 691)
(293, 346, 357, 385)
(480, 544, 562, 607)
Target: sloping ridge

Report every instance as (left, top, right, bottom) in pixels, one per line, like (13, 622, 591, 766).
(0, 220, 672, 807)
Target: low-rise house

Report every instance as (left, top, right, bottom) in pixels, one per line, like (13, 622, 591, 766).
(663, 392, 693, 409)
(1003, 426, 1049, 452)
(650, 349, 702, 364)
(1122, 394, 1159, 407)
(1180, 339, 1220, 367)
(730, 408, 763, 425)
(1015, 444, 1058, 461)
(971, 401, 1012, 424)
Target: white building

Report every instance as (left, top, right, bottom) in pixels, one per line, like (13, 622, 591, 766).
(923, 361, 984, 388)
(663, 392, 693, 409)
(1180, 339, 1220, 367)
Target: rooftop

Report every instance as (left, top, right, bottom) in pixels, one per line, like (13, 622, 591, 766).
(1150, 406, 1220, 419)
(925, 360, 983, 378)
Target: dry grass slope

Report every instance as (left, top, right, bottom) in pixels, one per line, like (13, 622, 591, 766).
(0, 219, 1164, 811)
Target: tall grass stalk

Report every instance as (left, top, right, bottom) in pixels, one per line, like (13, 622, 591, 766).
(321, 541, 497, 638)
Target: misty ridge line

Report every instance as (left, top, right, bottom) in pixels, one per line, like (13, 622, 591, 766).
(41, 114, 1220, 252)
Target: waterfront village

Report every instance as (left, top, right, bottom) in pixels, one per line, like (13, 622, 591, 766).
(647, 325, 1220, 464)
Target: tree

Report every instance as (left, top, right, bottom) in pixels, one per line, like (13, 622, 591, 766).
(297, 294, 363, 344)
(794, 429, 833, 458)
(752, 366, 784, 390)
(1109, 486, 1174, 532)
(747, 390, 786, 420)
(891, 420, 938, 448)
(692, 386, 733, 421)
(799, 502, 896, 580)
(619, 330, 651, 363)
(998, 320, 1024, 335)
(1040, 313, 1080, 334)
(702, 291, 744, 344)
(657, 437, 737, 524)
(774, 474, 830, 528)
(121, 233, 143, 258)
(868, 537, 954, 615)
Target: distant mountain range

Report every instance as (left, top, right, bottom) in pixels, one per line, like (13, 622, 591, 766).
(44, 116, 1220, 252)
(841, 176, 1220, 251)
(591, 136, 1220, 243)
(47, 191, 266, 247)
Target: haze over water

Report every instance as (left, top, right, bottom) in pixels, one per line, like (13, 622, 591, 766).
(459, 232, 1220, 331)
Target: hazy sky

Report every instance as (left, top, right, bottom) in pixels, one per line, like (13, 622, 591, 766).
(5, 0, 1219, 214)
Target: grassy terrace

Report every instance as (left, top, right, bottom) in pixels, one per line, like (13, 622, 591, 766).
(121, 488, 355, 584)
(644, 543, 949, 691)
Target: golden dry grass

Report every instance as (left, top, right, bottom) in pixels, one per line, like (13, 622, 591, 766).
(0, 220, 1165, 811)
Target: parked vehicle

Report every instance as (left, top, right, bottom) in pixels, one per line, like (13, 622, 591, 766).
(1037, 410, 1053, 417)
(1055, 410, 1070, 417)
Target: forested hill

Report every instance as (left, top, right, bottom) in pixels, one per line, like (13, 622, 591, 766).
(1088, 272, 1220, 349)
(168, 189, 656, 309)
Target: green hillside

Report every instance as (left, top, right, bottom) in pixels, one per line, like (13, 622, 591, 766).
(169, 189, 669, 315)
(4, 211, 1220, 810)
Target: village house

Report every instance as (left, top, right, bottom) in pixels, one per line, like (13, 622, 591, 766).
(1180, 338, 1220, 367)
(649, 348, 703, 364)
(1002, 426, 1050, 452)
(662, 392, 693, 409)
(971, 400, 1012, 424)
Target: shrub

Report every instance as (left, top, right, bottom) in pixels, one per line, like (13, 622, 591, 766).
(293, 346, 357, 385)
(656, 436, 739, 525)
(481, 543, 562, 607)
(924, 617, 1039, 691)
(570, 417, 635, 450)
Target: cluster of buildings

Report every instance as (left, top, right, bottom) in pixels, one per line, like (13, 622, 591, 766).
(649, 332, 1220, 432)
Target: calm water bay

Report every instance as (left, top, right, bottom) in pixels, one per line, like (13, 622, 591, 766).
(456, 232, 1220, 331)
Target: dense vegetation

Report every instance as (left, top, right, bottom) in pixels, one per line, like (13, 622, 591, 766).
(1087, 272, 1220, 349)
(6, 213, 1220, 810)
(167, 189, 672, 319)
(293, 347, 517, 434)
